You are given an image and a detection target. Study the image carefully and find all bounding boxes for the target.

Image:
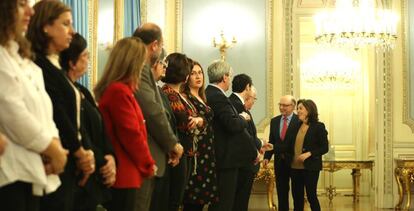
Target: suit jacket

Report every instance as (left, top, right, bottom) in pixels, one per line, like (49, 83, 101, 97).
(206, 86, 257, 169)
(34, 54, 82, 153)
(99, 82, 155, 188)
(134, 65, 178, 177)
(264, 113, 300, 165)
(290, 121, 329, 171)
(229, 93, 262, 173)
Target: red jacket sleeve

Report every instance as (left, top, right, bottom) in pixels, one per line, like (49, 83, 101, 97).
(101, 83, 154, 177)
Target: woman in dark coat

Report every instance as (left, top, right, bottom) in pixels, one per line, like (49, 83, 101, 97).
(290, 99, 329, 211)
(59, 33, 116, 211)
(27, 1, 95, 210)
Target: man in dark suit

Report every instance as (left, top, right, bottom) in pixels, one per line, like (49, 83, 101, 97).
(228, 75, 264, 211)
(206, 61, 258, 211)
(133, 23, 184, 211)
(263, 95, 298, 211)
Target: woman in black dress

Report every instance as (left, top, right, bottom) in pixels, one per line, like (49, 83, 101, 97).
(181, 59, 218, 211)
(59, 33, 116, 211)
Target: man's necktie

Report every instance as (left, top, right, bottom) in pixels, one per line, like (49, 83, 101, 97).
(280, 116, 288, 140)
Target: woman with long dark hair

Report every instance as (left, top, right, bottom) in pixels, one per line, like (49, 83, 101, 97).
(290, 99, 329, 211)
(181, 59, 219, 211)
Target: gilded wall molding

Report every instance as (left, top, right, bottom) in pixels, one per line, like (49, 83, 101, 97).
(174, 0, 182, 52)
(401, 0, 414, 132)
(283, 0, 294, 95)
(257, 0, 274, 133)
(114, 0, 125, 42)
(382, 50, 394, 196)
(89, 0, 98, 87)
(140, 0, 148, 23)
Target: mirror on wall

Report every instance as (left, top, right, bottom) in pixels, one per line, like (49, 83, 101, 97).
(96, 0, 115, 81)
(403, 0, 414, 131)
(177, 0, 274, 131)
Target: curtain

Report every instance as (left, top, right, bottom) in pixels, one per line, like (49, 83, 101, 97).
(124, 0, 141, 37)
(62, 0, 90, 89)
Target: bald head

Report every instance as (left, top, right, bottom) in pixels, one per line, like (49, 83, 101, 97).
(245, 86, 257, 111)
(279, 95, 296, 116)
(133, 23, 162, 45)
(133, 22, 163, 65)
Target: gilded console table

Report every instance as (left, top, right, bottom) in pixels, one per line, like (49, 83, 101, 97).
(256, 160, 373, 210)
(394, 158, 414, 210)
(255, 162, 277, 211)
(322, 160, 373, 203)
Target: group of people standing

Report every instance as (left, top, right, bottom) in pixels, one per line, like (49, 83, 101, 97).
(264, 96, 329, 211)
(0, 0, 329, 211)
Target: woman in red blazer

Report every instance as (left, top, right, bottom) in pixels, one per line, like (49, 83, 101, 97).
(94, 37, 155, 211)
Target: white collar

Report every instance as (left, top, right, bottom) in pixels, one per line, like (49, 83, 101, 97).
(209, 84, 226, 95)
(233, 92, 245, 105)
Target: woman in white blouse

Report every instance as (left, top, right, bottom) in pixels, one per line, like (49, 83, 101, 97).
(0, 1, 68, 211)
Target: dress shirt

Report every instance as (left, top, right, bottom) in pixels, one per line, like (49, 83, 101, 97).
(0, 41, 61, 195)
(279, 113, 294, 136)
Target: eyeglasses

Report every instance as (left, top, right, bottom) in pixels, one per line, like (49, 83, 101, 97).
(158, 60, 168, 69)
(278, 103, 292, 107)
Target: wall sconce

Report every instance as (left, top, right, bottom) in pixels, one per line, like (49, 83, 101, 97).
(212, 30, 237, 61)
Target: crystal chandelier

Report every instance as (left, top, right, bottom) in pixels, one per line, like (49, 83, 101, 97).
(301, 51, 359, 89)
(314, 0, 398, 50)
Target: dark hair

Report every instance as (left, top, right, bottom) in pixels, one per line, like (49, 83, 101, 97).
(232, 74, 252, 93)
(182, 59, 207, 102)
(162, 53, 191, 84)
(0, 0, 32, 58)
(297, 99, 319, 123)
(59, 33, 87, 72)
(133, 23, 162, 45)
(27, 0, 71, 54)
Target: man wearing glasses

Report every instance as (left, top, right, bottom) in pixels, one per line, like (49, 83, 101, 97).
(263, 95, 298, 211)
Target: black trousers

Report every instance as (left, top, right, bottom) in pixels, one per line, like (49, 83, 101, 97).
(290, 169, 321, 211)
(40, 161, 77, 211)
(232, 167, 255, 211)
(274, 157, 291, 211)
(0, 181, 39, 211)
(104, 188, 138, 211)
(208, 166, 252, 211)
(183, 203, 204, 211)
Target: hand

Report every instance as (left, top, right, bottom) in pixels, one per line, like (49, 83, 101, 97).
(261, 142, 273, 152)
(297, 152, 312, 162)
(100, 155, 116, 187)
(239, 112, 251, 121)
(262, 159, 269, 167)
(168, 152, 180, 167)
(171, 143, 183, 159)
(42, 138, 68, 174)
(188, 116, 203, 129)
(254, 151, 264, 165)
(74, 147, 95, 186)
(74, 147, 95, 175)
(0, 133, 7, 155)
(151, 164, 158, 177)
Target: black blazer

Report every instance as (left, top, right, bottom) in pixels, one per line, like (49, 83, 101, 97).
(34, 54, 82, 153)
(291, 121, 329, 171)
(264, 113, 300, 165)
(206, 86, 257, 169)
(75, 83, 114, 208)
(229, 93, 262, 172)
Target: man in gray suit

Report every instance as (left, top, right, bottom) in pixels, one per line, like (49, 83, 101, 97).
(133, 23, 184, 211)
